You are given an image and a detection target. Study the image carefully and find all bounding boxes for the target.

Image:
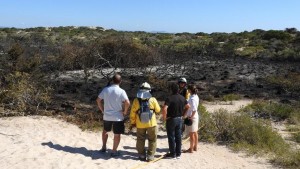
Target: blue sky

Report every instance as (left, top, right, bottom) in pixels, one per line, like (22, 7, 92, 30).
(1, 0, 299, 33)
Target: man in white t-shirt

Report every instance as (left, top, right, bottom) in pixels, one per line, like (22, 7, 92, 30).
(96, 73, 130, 157)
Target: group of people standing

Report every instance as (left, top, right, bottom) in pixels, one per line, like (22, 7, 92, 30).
(96, 73, 200, 161)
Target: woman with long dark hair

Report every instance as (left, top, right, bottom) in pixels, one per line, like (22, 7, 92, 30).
(183, 84, 199, 153)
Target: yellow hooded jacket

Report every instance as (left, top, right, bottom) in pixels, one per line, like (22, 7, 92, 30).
(130, 97, 161, 128)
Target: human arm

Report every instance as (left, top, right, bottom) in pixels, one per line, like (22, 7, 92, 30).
(162, 97, 169, 122)
(96, 97, 104, 113)
(152, 98, 161, 114)
(121, 90, 130, 116)
(129, 99, 138, 127)
(162, 104, 168, 122)
(189, 98, 197, 118)
(190, 110, 197, 119)
(182, 103, 190, 117)
(123, 99, 130, 116)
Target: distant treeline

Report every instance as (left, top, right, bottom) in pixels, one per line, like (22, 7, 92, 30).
(0, 26, 300, 74)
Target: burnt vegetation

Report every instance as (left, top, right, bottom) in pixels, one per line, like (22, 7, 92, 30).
(0, 26, 299, 118)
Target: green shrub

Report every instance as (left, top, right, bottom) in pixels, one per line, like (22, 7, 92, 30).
(289, 107, 300, 124)
(292, 132, 300, 143)
(240, 100, 299, 122)
(266, 73, 300, 96)
(287, 126, 300, 143)
(0, 72, 52, 115)
(222, 94, 242, 102)
(231, 113, 287, 154)
(211, 109, 234, 141)
(202, 94, 215, 102)
(267, 103, 294, 120)
(200, 107, 287, 151)
(235, 46, 265, 58)
(199, 103, 217, 142)
(200, 105, 300, 168)
(262, 30, 292, 41)
(239, 100, 270, 117)
(200, 108, 288, 154)
(271, 150, 300, 169)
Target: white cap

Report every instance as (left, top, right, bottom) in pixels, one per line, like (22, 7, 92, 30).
(137, 82, 152, 99)
(139, 82, 151, 90)
(178, 77, 187, 83)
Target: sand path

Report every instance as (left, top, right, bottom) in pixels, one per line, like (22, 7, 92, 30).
(0, 100, 276, 169)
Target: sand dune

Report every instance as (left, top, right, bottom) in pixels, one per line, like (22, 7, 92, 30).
(0, 100, 276, 169)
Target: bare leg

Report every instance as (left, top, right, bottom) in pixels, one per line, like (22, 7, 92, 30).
(112, 134, 121, 152)
(102, 130, 108, 149)
(194, 132, 198, 151)
(189, 132, 194, 153)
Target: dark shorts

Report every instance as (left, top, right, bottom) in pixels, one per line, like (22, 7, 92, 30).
(103, 120, 125, 134)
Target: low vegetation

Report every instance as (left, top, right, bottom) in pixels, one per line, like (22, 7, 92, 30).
(239, 100, 300, 124)
(199, 103, 300, 168)
(286, 126, 300, 143)
(222, 93, 242, 102)
(266, 72, 300, 98)
(0, 71, 52, 116)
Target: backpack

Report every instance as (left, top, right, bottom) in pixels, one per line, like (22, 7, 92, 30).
(138, 98, 154, 123)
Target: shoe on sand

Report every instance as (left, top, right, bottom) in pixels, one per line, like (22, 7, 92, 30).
(99, 147, 107, 153)
(164, 153, 176, 159)
(147, 155, 155, 162)
(139, 155, 146, 161)
(111, 151, 120, 157)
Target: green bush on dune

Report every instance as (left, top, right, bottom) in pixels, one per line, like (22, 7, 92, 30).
(199, 104, 300, 168)
(239, 100, 300, 124)
(200, 108, 287, 153)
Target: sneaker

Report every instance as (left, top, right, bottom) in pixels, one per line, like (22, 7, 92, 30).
(147, 155, 155, 162)
(176, 156, 181, 159)
(99, 147, 107, 153)
(110, 151, 120, 157)
(164, 153, 176, 159)
(139, 155, 146, 161)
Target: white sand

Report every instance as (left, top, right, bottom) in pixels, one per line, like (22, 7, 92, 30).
(202, 100, 253, 113)
(0, 100, 276, 169)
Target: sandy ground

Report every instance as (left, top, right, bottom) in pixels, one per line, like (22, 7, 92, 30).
(202, 100, 253, 113)
(0, 100, 276, 169)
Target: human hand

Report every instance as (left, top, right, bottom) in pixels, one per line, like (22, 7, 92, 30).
(129, 124, 136, 131)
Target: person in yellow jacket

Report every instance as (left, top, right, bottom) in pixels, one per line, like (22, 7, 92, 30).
(178, 77, 190, 100)
(130, 82, 161, 162)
